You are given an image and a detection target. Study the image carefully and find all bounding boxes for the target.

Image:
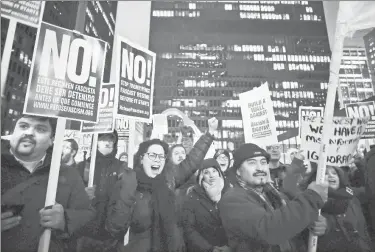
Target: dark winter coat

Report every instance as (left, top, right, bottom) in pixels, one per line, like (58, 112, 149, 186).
(365, 146, 375, 248)
(317, 197, 372, 252)
(105, 132, 214, 252)
(1, 141, 95, 252)
(77, 150, 123, 241)
(219, 183, 324, 252)
(182, 185, 228, 252)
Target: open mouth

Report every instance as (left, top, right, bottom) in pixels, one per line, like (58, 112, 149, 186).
(151, 165, 160, 171)
(254, 172, 267, 177)
(328, 179, 337, 184)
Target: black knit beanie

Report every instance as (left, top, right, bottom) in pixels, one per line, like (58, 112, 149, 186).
(232, 143, 270, 170)
(197, 158, 224, 184)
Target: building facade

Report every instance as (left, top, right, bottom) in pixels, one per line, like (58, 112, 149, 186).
(364, 28, 375, 92)
(149, 1, 331, 149)
(1, 1, 117, 135)
(339, 47, 374, 106)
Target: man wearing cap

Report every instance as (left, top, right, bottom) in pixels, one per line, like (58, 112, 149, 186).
(218, 143, 329, 252)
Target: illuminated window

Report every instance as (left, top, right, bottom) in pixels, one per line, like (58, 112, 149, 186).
(189, 3, 196, 9)
(225, 4, 232, 10)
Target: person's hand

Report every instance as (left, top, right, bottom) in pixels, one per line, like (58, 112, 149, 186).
(308, 180, 329, 203)
(217, 245, 232, 252)
(208, 117, 218, 135)
(294, 150, 305, 161)
(85, 186, 96, 200)
(212, 246, 221, 252)
(1, 211, 21, 232)
(309, 215, 327, 236)
(39, 203, 65, 231)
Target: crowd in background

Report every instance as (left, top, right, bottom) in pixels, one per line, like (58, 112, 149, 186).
(1, 115, 375, 252)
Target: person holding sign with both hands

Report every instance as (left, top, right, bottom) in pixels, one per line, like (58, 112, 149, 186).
(105, 117, 219, 252)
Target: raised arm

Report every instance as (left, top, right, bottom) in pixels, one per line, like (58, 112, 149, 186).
(173, 118, 218, 188)
(219, 188, 325, 245)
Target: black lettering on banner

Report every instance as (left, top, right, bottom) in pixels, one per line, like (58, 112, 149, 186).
(24, 23, 105, 122)
(117, 40, 155, 120)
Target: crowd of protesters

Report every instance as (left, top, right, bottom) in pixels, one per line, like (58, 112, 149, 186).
(1, 114, 375, 252)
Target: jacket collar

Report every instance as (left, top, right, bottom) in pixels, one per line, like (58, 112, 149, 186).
(1, 140, 52, 174)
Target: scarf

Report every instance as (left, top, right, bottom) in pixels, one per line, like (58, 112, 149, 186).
(136, 168, 178, 252)
(237, 176, 294, 252)
(322, 187, 354, 215)
(237, 175, 286, 209)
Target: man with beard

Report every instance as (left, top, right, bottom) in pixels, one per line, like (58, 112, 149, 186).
(61, 139, 78, 169)
(77, 131, 123, 252)
(218, 143, 329, 252)
(1, 115, 95, 252)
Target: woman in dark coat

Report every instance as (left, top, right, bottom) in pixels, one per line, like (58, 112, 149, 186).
(105, 122, 216, 252)
(301, 165, 372, 252)
(182, 159, 231, 252)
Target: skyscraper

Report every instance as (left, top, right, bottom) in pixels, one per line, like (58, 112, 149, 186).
(339, 47, 374, 106)
(1, 1, 117, 135)
(149, 1, 331, 149)
(364, 28, 375, 93)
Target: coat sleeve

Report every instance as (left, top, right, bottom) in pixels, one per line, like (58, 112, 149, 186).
(219, 189, 324, 245)
(105, 174, 137, 239)
(182, 200, 214, 252)
(173, 132, 214, 188)
(63, 169, 96, 237)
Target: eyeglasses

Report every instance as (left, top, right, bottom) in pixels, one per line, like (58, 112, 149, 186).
(145, 153, 166, 161)
(267, 146, 280, 151)
(217, 156, 229, 161)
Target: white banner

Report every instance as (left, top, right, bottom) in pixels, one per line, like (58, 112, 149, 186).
(239, 83, 278, 147)
(301, 116, 368, 167)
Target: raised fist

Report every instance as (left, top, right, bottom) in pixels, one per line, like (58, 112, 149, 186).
(208, 117, 218, 135)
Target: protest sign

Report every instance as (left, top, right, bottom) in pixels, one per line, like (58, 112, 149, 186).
(298, 106, 324, 138)
(64, 129, 93, 163)
(345, 101, 375, 139)
(1, 1, 44, 27)
(116, 36, 156, 122)
(301, 116, 368, 167)
(239, 83, 278, 147)
(151, 114, 168, 139)
(81, 83, 116, 133)
(115, 118, 130, 158)
(23, 22, 106, 122)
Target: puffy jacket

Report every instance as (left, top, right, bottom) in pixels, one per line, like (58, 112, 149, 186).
(182, 185, 228, 252)
(219, 183, 324, 252)
(105, 132, 214, 252)
(1, 141, 95, 252)
(365, 146, 375, 249)
(317, 197, 372, 252)
(76, 151, 123, 242)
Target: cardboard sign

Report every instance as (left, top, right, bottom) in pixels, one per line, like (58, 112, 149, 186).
(301, 116, 368, 167)
(23, 22, 106, 122)
(152, 114, 168, 136)
(116, 36, 155, 122)
(239, 83, 278, 147)
(298, 106, 324, 138)
(63, 130, 93, 163)
(81, 83, 116, 133)
(1, 1, 44, 27)
(345, 101, 375, 139)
